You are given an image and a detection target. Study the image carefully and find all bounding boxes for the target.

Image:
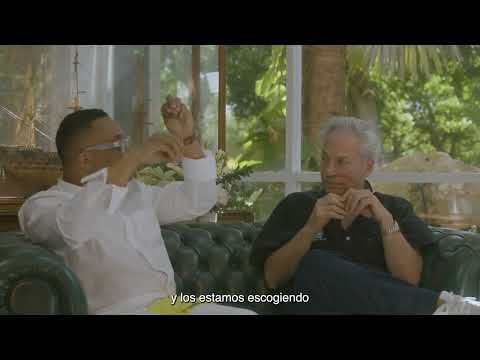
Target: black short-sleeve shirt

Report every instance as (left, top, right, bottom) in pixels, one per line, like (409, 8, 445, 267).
(250, 190, 435, 275)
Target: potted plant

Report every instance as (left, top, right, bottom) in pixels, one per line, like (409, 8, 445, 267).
(135, 150, 262, 222)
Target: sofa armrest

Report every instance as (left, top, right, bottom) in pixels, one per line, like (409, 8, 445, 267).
(0, 233, 88, 315)
(421, 227, 480, 299)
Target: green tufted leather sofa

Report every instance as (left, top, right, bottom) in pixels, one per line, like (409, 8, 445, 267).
(0, 232, 88, 315)
(1, 223, 480, 314)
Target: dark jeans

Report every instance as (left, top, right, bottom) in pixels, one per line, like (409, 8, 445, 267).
(278, 249, 440, 314)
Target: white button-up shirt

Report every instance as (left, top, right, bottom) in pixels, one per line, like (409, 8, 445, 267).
(18, 152, 217, 314)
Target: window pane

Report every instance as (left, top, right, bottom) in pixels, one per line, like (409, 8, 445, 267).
(113, 45, 149, 144)
(150, 45, 217, 150)
(198, 46, 218, 150)
(302, 45, 346, 171)
(369, 46, 480, 169)
(373, 181, 480, 230)
(229, 182, 284, 222)
(151, 45, 192, 135)
(226, 45, 286, 171)
(302, 45, 480, 173)
(301, 183, 322, 192)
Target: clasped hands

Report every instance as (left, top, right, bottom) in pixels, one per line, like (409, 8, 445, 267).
(305, 189, 393, 233)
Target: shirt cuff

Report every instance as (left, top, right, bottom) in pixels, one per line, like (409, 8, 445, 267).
(182, 150, 216, 182)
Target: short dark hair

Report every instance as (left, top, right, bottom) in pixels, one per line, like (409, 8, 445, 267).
(55, 109, 109, 164)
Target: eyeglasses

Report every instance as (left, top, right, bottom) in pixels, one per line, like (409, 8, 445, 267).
(82, 137, 130, 153)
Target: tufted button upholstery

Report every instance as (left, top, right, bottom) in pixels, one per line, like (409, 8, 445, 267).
(1, 223, 480, 314)
(162, 223, 268, 313)
(0, 232, 88, 314)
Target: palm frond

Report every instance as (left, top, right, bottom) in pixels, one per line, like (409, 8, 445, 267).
(348, 45, 467, 80)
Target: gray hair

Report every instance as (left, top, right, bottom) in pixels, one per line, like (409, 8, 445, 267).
(318, 116, 381, 164)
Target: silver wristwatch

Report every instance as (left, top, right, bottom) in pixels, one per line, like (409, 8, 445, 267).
(382, 220, 400, 235)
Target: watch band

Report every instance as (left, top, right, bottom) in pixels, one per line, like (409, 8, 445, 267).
(382, 220, 400, 236)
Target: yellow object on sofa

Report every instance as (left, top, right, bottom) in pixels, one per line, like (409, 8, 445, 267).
(147, 296, 198, 315)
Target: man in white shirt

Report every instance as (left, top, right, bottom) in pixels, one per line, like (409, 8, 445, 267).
(18, 97, 255, 315)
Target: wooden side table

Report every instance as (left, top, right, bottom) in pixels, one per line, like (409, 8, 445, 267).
(0, 196, 24, 232)
(218, 210, 255, 223)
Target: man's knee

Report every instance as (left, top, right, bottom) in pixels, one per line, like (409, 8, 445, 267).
(294, 250, 355, 291)
(294, 250, 330, 287)
(297, 250, 339, 276)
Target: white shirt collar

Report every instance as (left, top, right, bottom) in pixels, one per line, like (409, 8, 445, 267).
(57, 178, 82, 194)
(57, 168, 109, 194)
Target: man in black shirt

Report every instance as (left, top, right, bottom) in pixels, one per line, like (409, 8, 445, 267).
(251, 116, 480, 315)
